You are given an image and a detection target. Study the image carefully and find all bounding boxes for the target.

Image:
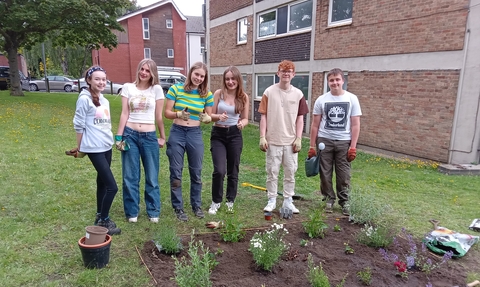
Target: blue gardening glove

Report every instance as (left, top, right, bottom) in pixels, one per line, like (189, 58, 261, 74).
(115, 135, 129, 151)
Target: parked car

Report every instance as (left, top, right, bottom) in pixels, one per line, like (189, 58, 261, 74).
(0, 66, 29, 91)
(29, 76, 75, 92)
(72, 79, 123, 94)
(158, 70, 186, 94)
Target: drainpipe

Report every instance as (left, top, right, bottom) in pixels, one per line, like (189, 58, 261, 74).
(448, 24, 471, 164)
(251, 1, 256, 123)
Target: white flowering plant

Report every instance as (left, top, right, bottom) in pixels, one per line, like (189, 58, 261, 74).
(356, 223, 394, 248)
(248, 223, 289, 271)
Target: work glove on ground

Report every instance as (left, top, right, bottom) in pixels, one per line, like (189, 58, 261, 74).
(199, 109, 212, 124)
(347, 147, 357, 162)
(308, 147, 316, 159)
(259, 136, 268, 152)
(176, 107, 189, 121)
(293, 137, 302, 153)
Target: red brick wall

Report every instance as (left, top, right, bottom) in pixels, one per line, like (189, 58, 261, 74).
(210, 16, 253, 67)
(210, 73, 253, 119)
(172, 9, 187, 71)
(95, 44, 132, 84)
(143, 6, 175, 67)
(315, 0, 468, 59)
(310, 71, 458, 162)
(210, 0, 251, 20)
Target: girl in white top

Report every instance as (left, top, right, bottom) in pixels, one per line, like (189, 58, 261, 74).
(116, 59, 166, 223)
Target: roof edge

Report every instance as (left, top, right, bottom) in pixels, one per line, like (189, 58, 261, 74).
(118, 0, 187, 22)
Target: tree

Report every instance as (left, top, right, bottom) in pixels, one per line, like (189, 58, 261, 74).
(0, 0, 132, 96)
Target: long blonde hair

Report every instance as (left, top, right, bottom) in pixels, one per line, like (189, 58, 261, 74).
(184, 62, 209, 97)
(134, 59, 159, 86)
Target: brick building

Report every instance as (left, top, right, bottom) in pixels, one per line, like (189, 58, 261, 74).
(206, 0, 480, 164)
(94, 0, 188, 84)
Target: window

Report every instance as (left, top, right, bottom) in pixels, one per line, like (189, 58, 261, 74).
(256, 74, 279, 98)
(290, 74, 310, 100)
(166, 19, 173, 29)
(167, 49, 174, 58)
(143, 18, 150, 39)
(328, 0, 353, 27)
(257, 0, 312, 39)
(144, 48, 151, 59)
(242, 75, 247, 91)
(289, 1, 313, 31)
(237, 18, 248, 44)
(324, 72, 348, 93)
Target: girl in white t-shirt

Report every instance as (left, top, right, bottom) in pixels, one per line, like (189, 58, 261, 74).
(116, 59, 166, 224)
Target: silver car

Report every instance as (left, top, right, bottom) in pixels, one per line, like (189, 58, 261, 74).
(29, 76, 75, 92)
(72, 79, 123, 95)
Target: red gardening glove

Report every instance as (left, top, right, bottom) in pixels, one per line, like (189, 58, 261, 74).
(347, 148, 356, 162)
(307, 147, 316, 159)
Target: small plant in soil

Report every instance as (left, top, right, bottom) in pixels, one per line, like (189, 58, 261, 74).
(173, 232, 218, 287)
(218, 212, 246, 242)
(356, 223, 393, 248)
(303, 206, 328, 238)
(249, 223, 289, 271)
(306, 253, 347, 287)
(379, 228, 454, 278)
(153, 223, 183, 255)
(300, 239, 309, 247)
(344, 242, 354, 254)
(334, 224, 342, 232)
(357, 267, 372, 285)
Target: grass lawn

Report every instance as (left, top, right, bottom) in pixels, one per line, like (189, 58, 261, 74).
(0, 91, 479, 286)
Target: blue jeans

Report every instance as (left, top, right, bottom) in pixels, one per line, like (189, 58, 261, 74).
(210, 125, 243, 203)
(166, 124, 203, 210)
(87, 149, 118, 220)
(121, 126, 160, 218)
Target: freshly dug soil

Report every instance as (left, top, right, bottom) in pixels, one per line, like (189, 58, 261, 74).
(141, 215, 478, 286)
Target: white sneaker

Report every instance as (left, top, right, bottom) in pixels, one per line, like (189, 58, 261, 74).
(263, 198, 276, 212)
(128, 217, 138, 223)
(208, 202, 221, 215)
(226, 201, 234, 212)
(149, 217, 159, 223)
(283, 197, 299, 214)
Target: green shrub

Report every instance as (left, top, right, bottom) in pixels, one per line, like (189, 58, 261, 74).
(348, 188, 393, 225)
(356, 267, 372, 285)
(303, 206, 329, 238)
(219, 213, 246, 242)
(356, 223, 394, 248)
(249, 223, 289, 271)
(154, 223, 183, 255)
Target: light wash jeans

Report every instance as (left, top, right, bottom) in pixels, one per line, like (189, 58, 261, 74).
(166, 124, 204, 211)
(121, 126, 160, 218)
(265, 144, 298, 199)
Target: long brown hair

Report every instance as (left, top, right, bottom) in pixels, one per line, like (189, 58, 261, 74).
(84, 66, 106, 107)
(184, 62, 209, 97)
(134, 58, 159, 86)
(222, 66, 247, 114)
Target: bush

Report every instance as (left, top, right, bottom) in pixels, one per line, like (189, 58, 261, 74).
(249, 223, 289, 271)
(303, 205, 329, 238)
(356, 223, 394, 248)
(154, 224, 183, 255)
(219, 213, 246, 243)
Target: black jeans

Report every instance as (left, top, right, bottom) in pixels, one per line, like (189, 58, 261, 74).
(210, 125, 243, 203)
(88, 149, 118, 220)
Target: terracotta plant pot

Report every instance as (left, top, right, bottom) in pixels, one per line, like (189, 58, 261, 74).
(78, 234, 112, 269)
(264, 211, 272, 221)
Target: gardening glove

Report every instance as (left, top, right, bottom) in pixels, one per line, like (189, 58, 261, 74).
(347, 147, 357, 162)
(115, 135, 129, 151)
(176, 107, 189, 121)
(65, 147, 86, 158)
(293, 137, 302, 153)
(259, 136, 268, 152)
(199, 109, 212, 124)
(308, 147, 316, 159)
(205, 221, 224, 229)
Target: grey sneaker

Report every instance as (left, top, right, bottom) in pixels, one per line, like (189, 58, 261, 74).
(97, 218, 121, 235)
(342, 205, 350, 216)
(325, 203, 333, 213)
(193, 207, 205, 218)
(175, 209, 188, 222)
(94, 213, 101, 225)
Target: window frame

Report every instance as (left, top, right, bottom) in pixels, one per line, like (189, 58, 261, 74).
(255, 74, 279, 99)
(166, 19, 173, 29)
(257, 0, 312, 40)
(142, 18, 150, 40)
(167, 49, 174, 58)
(328, 0, 353, 27)
(144, 48, 151, 59)
(237, 18, 248, 44)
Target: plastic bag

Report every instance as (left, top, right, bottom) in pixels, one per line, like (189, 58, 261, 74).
(423, 226, 479, 258)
